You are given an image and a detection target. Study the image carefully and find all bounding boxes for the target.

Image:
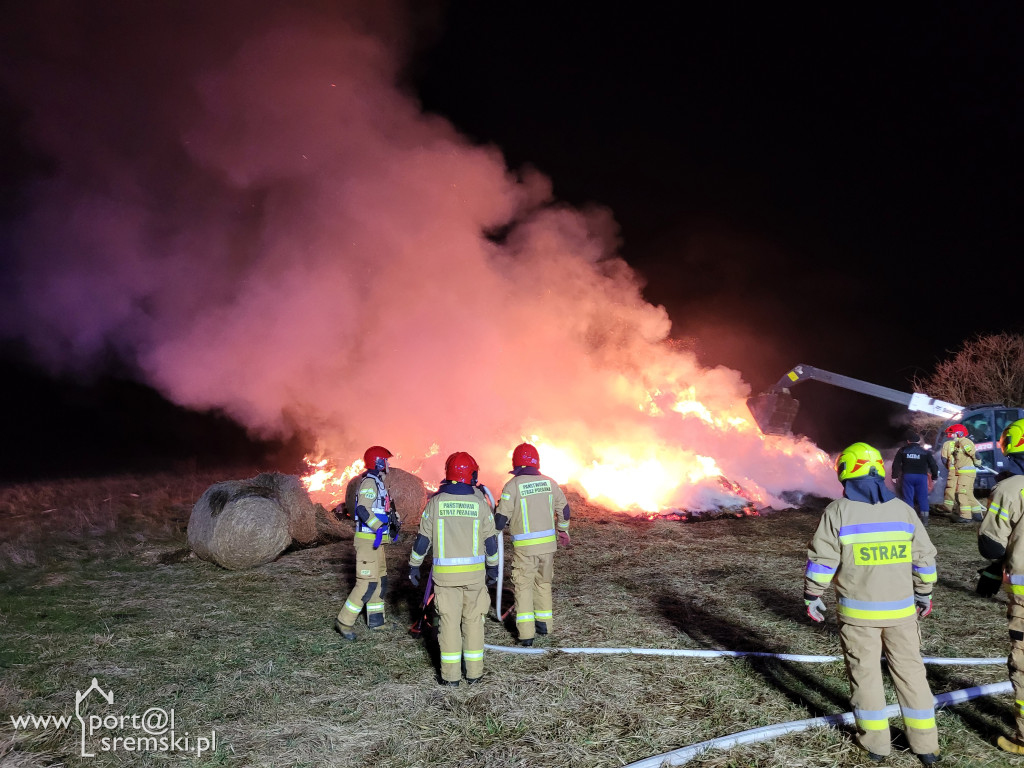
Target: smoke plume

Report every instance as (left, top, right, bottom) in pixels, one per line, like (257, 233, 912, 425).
(1, 1, 838, 509)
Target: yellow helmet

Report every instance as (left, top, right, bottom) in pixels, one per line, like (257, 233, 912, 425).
(1000, 418, 1024, 456)
(835, 442, 885, 481)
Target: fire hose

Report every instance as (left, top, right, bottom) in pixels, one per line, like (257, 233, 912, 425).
(476, 483, 504, 621)
(482, 645, 1006, 664)
(481, 644, 1010, 765)
(621, 681, 1013, 768)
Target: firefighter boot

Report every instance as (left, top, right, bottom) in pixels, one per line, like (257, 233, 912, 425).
(916, 752, 941, 764)
(334, 619, 357, 641)
(999, 736, 1024, 755)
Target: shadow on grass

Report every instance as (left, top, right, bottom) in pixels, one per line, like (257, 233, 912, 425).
(925, 664, 1014, 747)
(755, 585, 838, 636)
(656, 589, 852, 720)
(935, 574, 982, 599)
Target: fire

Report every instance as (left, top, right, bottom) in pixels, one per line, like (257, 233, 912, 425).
(301, 455, 365, 509)
(299, 384, 837, 517)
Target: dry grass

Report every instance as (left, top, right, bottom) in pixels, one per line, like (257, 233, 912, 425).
(0, 475, 1020, 767)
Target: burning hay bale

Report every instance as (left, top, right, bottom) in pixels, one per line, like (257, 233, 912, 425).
(187, 473, 321, 570)
(342, 467, 427, 525)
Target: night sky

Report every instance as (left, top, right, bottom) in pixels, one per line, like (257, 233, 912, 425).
(2, 2, 1022, 480)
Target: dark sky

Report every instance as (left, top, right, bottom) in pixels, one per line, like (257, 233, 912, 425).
(411, 3, 1023, 383)
(1, 2, 1022, 478)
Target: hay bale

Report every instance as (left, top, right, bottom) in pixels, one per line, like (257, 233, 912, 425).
(268, 473, 319, 545)
(188, 480, 292, 570)
(314, 502, 351, 540)
(343, 468, 427, 527)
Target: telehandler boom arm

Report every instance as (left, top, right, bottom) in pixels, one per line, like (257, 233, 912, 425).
(747, 364, 964, 435)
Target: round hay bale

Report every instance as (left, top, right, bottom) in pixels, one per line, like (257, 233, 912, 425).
(343, 467, 428, 527)
(314, 503, 351, 540)
(188, 481, 291, 570)
(269, 473, 319, 545)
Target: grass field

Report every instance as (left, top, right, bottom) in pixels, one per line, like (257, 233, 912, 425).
(0, 471, 1021, 767)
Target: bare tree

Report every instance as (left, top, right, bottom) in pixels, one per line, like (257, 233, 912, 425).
(913, 333, 1024, 410)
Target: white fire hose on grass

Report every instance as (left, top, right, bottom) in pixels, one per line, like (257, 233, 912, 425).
(484, 644, 1005, 665)
(621, 681, 1013, 768)
(482, 643, 1010, 766)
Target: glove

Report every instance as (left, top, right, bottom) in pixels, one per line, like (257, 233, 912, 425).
(977, 561, 1003, 597)
(557, 530, 571, 547)
(409, 565, 420, 587)
(915, 593, 932, 618)
(388, 521, 401, 545)
(805, 596, 826, 622)
(486, 565, 498, 587)
(927, 476, 935, 492)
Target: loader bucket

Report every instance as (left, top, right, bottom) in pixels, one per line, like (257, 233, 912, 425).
(746, 391, 800, 436)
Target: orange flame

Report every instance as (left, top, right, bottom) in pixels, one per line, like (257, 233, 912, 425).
(300, 455, 365, 509)
(300, 384, 836, 516)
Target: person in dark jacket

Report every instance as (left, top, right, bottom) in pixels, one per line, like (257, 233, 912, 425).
(891, 432, 939, 524)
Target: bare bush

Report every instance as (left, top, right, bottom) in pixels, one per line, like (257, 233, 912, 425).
(913, 333, 1024, 409)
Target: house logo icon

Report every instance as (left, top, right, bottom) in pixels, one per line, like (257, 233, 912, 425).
(75, 678, 113, 757)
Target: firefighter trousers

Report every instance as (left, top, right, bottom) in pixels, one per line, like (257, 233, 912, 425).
(838, 621, 938, 756)
(943, 472, 982, 519)
(1008, 613, 1024, 741)
(435, 580, 489, 683)
(512, 549, 554, 641)
(337, 544, 387, 629)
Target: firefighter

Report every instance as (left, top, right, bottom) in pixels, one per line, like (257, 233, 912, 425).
(891, 431, 939, 524)
(804, 442, 940, 764)
(335, 445, 399, 640)
(941, 423, 984, 522)
(494, 443, 571, 646)
(408, 451, 499, 686)
(977, 418, 1024, 754)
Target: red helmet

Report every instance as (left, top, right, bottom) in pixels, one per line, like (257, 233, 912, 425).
(512, 442, 540, 470)
(363, 445, 393, 472)
(445, 451, 478, 484)
(945, 424, 968, 438)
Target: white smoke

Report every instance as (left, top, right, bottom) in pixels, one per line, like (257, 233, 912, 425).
(0, 2, 839, 507)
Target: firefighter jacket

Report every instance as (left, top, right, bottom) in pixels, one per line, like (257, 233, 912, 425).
(410, 484, 498, 587)
(353, 471, 392, 549)
(804, 497, 937, 627)
(941, 436, 978, 475)
(978, 475, 1024, 617)
(891, 443, 938, 480)
(495, 467, 570, 556)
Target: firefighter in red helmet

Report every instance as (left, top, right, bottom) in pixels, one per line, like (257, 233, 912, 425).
(335, 446, 399, 640)
(940, 423, 984, 522)
(409, 451, 499, 685)
(494, 442, 571, 646)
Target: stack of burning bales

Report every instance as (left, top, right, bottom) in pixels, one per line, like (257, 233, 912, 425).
(188, 469, 426, 570)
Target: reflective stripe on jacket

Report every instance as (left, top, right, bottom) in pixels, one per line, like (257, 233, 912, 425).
(804, 497, 937, 627)
(411, 486, 498, 586)
(978, 476, 1024, 611)
(496, 471, 569, 555)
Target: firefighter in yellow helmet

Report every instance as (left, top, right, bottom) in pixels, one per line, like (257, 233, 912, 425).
(977, 419, 1024, 754)
(803, 442, 940, 764)
(408, 452, 499, 686)
(941, 423, 984, 522)
(494, 443, 571, 646)
(335, 446, 400, 640)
